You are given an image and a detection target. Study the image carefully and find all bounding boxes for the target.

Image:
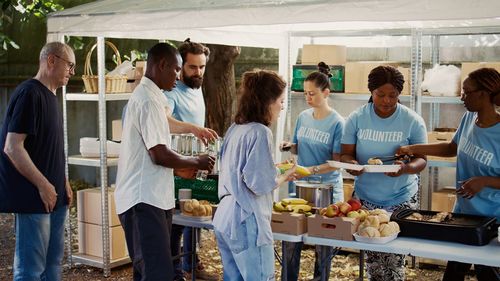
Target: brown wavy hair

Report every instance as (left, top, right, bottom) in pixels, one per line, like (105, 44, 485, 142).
(234, 70, 286, 126)
(467, 67, 500, 106)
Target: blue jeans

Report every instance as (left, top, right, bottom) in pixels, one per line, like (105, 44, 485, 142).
(14, 206, 68, 281)
(215, 215, 275, 281)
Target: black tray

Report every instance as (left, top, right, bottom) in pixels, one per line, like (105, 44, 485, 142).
(391, 209, 498, 246)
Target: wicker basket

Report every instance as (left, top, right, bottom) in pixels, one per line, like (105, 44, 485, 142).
(82, 41, 127, 94)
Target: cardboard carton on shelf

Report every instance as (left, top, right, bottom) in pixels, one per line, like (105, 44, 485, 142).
(345, 62, 410, 95)
(271, 211, 307, 235)
(78, 222, 128, 260)
(461, 62, 500, 85)
(301, 44, 347, 66)
(343, 180, 354, 202)
(431, 188, 457, 212)
(307, 215, 360, 241)
(112, 119, 122, 142)
(77, 187, 120, 227)
(427, 130, 457, 162)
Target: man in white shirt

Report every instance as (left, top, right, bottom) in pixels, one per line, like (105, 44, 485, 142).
(115, 43, 214, 281)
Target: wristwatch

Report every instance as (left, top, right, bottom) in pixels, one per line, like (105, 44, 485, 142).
(312, 166, 320, 175)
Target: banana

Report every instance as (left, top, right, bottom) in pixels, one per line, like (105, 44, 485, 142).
(290, 204, 312, 213)
(281, 198, 308, 206)
(277, 163, 312, 176)
(273, 202, 292, 212)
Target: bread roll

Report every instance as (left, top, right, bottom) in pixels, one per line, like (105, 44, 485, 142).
(359, 226, 380, 238)
(387, 221, 400, 232)
(364, 215, 380, 228)
(377, 213, 390, 224)
(191, 199, 200, 209)
(184, 200, 194, 212)
(379, 223, 397, 237)
(370, 208, 388, 216)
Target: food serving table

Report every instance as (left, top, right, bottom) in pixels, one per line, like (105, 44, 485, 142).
(303, 234, 500, 281)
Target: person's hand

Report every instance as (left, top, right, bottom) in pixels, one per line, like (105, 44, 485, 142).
(175, 168, 197, 179)
(281, 164, 297, 182)
(456, 177, 485, 199)
(385, 160, 407, 177)
(279, 141, 293, 152)
(346, 159, 363, 176)
(39, 183, 57, 213)
(192, 126, 218, 145)
(197, 154, 216, 171)
(65, 180, 73, 206)
(396, 145, 412, 156)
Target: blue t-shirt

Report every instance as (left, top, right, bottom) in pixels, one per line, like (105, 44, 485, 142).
(213, 123, 277, 247)
(0, 79, 67, 213)
(164, 81, 205, 126)
(293, 108, 345, 202)
(453, 111, 500, 221)
(342, 103, 427, 206)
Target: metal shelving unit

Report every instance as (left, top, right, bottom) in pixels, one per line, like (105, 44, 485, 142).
(63, 37, 130, 277)
(288, 26, 500, 211)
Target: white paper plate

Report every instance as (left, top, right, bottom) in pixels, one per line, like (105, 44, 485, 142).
(327, 160, 363, 171)
(353, 232, 399, 244)
(363, 165, 401, 173)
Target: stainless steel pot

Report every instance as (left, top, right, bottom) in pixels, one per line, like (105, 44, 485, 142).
(295, 181, 333, 208)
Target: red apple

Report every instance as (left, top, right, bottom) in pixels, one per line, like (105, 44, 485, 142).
(339, 202, 352, 214)
(347, 199, 362, 211)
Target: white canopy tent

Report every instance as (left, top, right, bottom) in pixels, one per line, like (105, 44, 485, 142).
(48, 0, 500, 273)
(48, 0, 500, 150)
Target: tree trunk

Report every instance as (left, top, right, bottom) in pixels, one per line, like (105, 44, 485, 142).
(203, 44, 241, 136)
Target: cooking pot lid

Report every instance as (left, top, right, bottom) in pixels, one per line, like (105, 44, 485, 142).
(294, 180, 332, 189)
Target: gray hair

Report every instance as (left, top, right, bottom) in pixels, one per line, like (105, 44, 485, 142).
(39, 42, 72, 61)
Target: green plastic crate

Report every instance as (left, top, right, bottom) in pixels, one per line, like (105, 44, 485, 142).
(174, 177, 219, 204)
(291, 65, 344, 92)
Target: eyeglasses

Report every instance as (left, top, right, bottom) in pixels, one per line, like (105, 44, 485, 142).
(53, 54, 75, 72)
(462, 89, 481, 96)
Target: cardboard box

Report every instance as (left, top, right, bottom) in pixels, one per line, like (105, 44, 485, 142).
(112, 120, 122, 142)
(78, 222, 128, 260)
(427, 131, 457, 162)
(307, 215, 360, 241)
(345, 62, 409, 94)
(77, 188, 120, 227)
(431, 188, 456, 212)
(301, 44, 346, 66)
(461, 62, 500, 85)
(343, 181, 354, 202)
(135, 61, 147, 75)
(271, 211, 307, 235)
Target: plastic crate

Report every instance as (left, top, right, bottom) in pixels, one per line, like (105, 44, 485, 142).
(291, 65, 344, 92)
(174, 177, 219, 204)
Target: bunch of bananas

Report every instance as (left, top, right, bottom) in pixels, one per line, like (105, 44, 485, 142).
(273, 198, 312, 214)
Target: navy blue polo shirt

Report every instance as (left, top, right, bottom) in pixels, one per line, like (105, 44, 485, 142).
(0, 79, 67, 213)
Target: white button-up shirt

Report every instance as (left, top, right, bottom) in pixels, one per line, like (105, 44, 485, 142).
(115, 77, 174, 214)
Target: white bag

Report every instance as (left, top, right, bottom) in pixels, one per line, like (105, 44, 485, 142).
(421, 65, 461, 96)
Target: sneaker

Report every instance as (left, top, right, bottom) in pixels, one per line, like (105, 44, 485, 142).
(173, 272, 188, 281)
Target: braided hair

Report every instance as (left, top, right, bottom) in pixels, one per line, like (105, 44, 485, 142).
(467, 67, 500, 106)
(305, 61, 332, 91)
(367, 65, 405, 103)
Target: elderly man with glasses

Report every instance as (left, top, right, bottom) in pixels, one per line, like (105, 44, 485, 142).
(0, 41, 75, 281)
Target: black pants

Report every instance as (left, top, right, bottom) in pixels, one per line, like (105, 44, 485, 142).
(119, 203, 174, 281)
(443, 261, 500, 281)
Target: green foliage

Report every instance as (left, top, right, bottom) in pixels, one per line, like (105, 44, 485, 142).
(0, 0, 63, 53)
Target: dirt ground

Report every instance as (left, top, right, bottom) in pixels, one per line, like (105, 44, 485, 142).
(0, 212, 479, 281)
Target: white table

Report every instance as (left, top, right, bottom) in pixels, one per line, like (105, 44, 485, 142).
(272, 232, 305, 281)
(304, 234, 500, 280)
